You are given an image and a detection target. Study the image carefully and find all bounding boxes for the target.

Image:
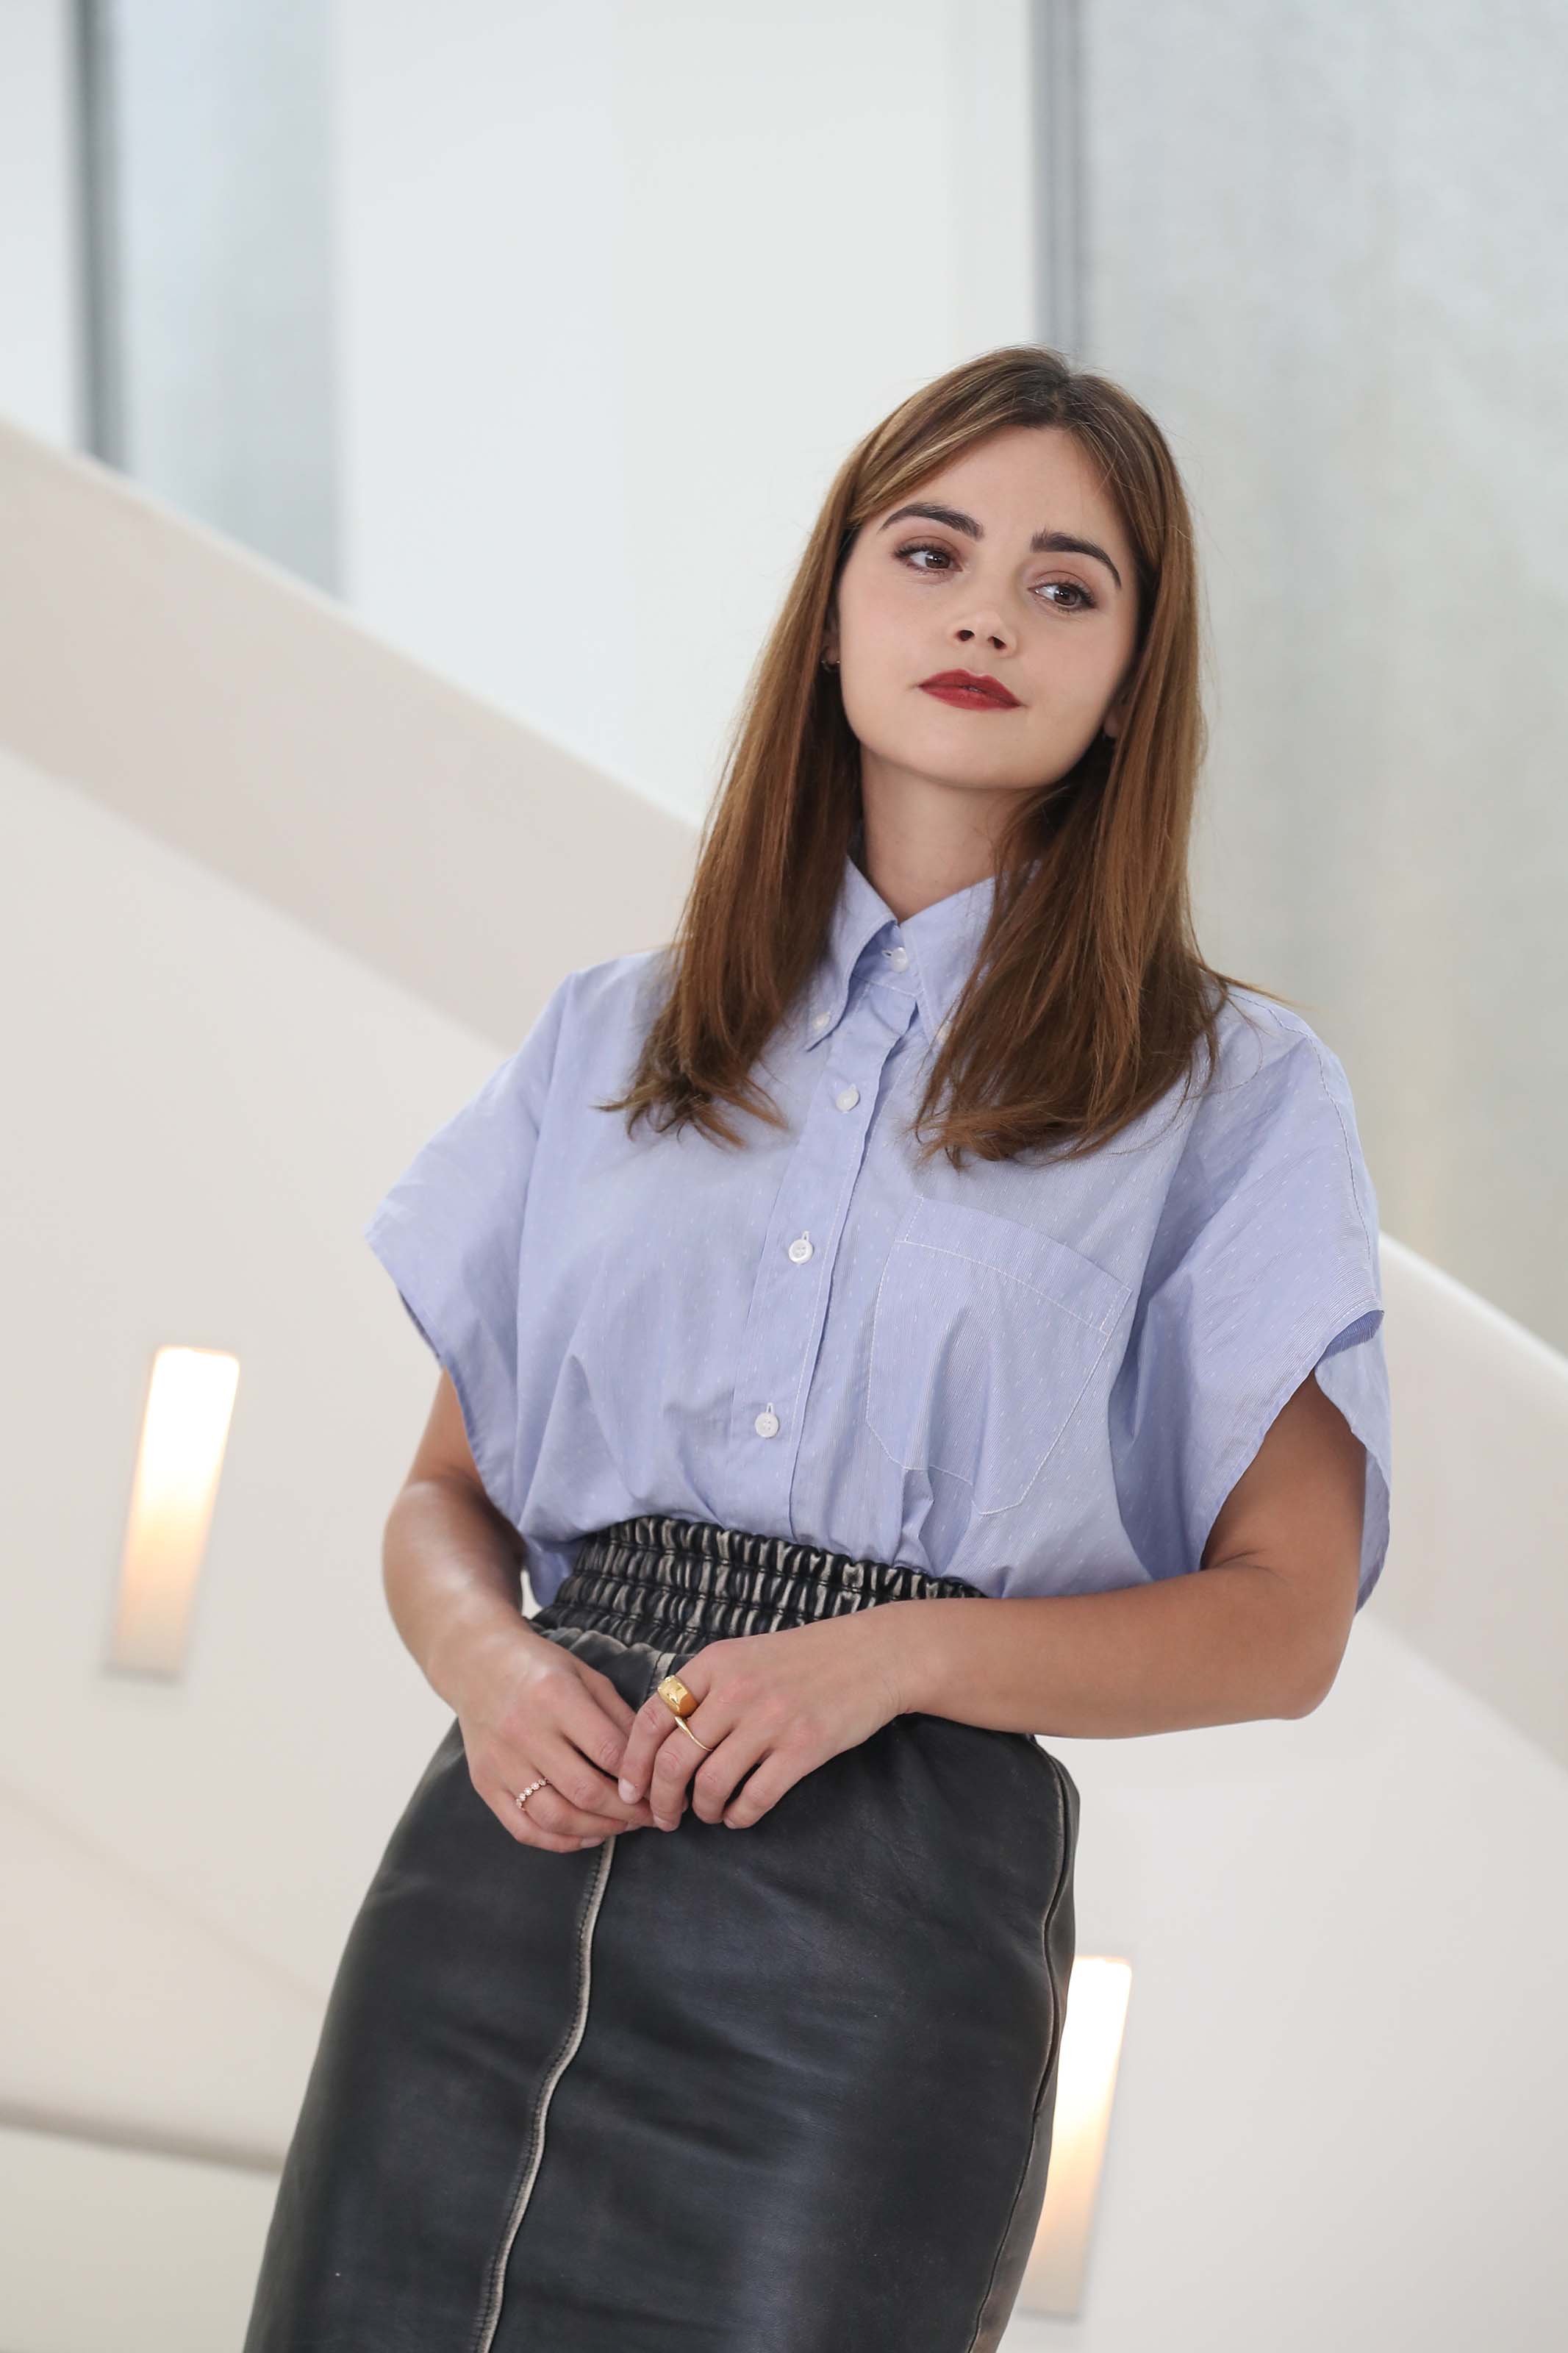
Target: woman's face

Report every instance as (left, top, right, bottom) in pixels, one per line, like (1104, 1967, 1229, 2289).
(826, 424, 1141, 813)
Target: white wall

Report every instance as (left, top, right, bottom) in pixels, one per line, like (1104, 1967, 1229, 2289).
(334, 0, 1036, 821)
(0, 2125, 278, 2353)
(1083, 0, 1568, 1358)
(0, 411, 698, 1055)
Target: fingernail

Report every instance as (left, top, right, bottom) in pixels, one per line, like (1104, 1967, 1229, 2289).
(576, 1836, 603, 1849)
(617, 1778, 637, 1802)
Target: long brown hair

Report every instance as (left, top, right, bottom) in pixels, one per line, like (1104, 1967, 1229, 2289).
(599, 343, 1281, 1169)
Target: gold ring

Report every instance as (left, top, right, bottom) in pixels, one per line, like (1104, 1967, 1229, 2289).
(658, 1674, 712, 1749)
(657, 1674, 698, 1718)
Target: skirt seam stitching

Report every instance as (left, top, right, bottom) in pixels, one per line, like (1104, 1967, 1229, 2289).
(470, 1834, 617, 2353)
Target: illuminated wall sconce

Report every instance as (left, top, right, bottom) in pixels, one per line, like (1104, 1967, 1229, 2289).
(1017, 1955, 1133, 2318)
(106, 1346, 240, 1678)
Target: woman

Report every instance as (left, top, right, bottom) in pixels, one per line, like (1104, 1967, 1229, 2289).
(244, 346, 1391, 2350)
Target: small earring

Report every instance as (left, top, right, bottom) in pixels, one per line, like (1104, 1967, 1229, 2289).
(821, 652, 839, 669)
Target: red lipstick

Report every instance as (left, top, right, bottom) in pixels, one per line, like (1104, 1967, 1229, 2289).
(917, 670, 1020, 710)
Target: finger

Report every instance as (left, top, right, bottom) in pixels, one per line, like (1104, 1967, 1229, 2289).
(487, 1747, 655, 1846)
(615, 1677, 704, 1806)
(719, 1743, 805, 1828)
(648, 1699, 737, 1824)
(559, 1665, 644, 1770)
(516, 1752, 654, 1836)
(548, 1686, 662, 1826)
(484, 1782, 598, 1852)
(537, 1721, 660, 1832)
(574, 1660, 641, 1741)
(620, 1700, 695, 1827)
(685, 1718, 770, 1824)
(509, 1777, 645, 1844)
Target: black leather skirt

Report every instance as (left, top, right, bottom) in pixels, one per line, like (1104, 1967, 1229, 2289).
(242, 1513, 1080, 2352)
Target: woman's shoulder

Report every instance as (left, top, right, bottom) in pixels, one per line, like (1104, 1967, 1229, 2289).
(559, 941, 672, 1016)
(534, 943, 673, 1049)
(529, 945, 678, 1099)
(1198, 981, 1357, 1115)
(1168, 980, 1372, 1206)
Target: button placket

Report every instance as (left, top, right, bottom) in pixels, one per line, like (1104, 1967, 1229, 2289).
(726, 999, 903, 1509)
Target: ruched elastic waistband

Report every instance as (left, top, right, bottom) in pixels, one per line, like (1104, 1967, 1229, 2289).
(531, 1511, 986, 1650)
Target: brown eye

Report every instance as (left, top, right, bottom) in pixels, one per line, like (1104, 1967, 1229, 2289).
(895, 540, 958, 574)
(1035, 579, 1095, 613)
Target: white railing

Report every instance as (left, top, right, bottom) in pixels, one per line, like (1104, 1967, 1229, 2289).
(0, 413, 698, 1049)
(1378, 1235, 1568, 1759)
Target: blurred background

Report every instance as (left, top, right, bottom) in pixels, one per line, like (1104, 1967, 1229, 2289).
(1, 2, 1564, 2346)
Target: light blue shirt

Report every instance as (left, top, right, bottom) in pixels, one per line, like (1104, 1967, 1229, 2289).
(365, 852, 1392, 1615)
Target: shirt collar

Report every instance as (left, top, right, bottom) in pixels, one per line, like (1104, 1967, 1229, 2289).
(803, 849, 1001, 1051)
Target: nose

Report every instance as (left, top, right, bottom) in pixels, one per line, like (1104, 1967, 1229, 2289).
(953, 611, 1014, 654)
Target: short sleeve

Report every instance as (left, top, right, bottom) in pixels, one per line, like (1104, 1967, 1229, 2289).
(1109, 1022, 1393, 1612)
(362, 972, 574, 1525)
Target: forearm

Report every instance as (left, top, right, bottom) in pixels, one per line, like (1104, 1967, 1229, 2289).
(883, 1563, 1326, 1739)
(381, 1474, 541, 1711)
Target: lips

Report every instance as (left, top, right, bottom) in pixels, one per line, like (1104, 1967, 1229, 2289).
(917, 671, 1020, 710)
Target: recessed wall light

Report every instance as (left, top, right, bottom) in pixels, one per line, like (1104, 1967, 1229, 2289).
(1018, 1956, 1134, 2318)
(105, 1346, 240, 1678)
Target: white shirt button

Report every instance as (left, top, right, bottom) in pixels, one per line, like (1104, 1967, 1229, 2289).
(753, 1407, 780, 1438)
(834, 1085, 859, 1112)
(884, 945, 909, 971)
(787, 1234, 813, 1263)
(811, 1009, 831, 1031)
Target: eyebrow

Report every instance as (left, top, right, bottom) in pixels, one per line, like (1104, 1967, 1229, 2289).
(877, 501, 1124, 593)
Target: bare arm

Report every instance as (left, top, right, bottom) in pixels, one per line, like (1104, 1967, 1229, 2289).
(380, 1371, 662, 1846)
(883, 1368, 1367, 1738)
(380, 1368, 535, 1711)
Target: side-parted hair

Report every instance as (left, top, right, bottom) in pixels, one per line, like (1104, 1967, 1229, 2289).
(599, 344, 1281, 1168)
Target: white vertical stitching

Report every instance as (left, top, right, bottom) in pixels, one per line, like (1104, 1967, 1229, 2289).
(471, 1835, 617, 2352)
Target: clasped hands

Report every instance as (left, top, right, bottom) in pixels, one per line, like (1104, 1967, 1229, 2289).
(459, 1602, 926, 1854)
(615, 1609, 911, 1832)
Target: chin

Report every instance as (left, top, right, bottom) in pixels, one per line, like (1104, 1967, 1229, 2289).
(905, 737, 1043, 793)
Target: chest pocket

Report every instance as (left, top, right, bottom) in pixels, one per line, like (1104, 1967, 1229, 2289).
(865, 1193, 1131, 1515)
